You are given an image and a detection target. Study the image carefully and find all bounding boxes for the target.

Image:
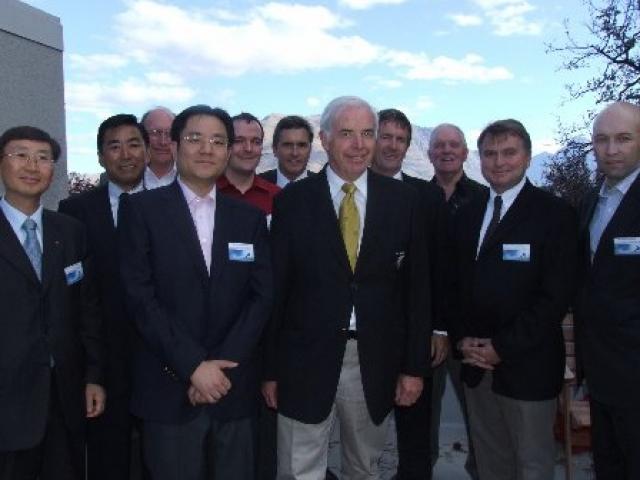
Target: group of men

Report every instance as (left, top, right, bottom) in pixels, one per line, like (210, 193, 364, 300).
(0, 96, 639, 480)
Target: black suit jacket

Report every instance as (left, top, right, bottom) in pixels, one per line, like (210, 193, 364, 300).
(118, 182, 272, 423)
(446, 180, 578, 401)
(0, 209, 103, 450)
(265, 169, 431, 424)
(59, 185, 133, 398)
(575, 175, 640, 407)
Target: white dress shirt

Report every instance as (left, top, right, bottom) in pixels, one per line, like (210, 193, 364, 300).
(144, 165, 177, 190)
(326, 165, 368, 330)
(276, 167, 309, 188)
(0, 197, 44, 249)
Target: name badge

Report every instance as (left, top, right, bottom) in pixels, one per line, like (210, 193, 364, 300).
(228, 243, 254, 262)
(64, 262, 84, 285)
(614, 237, 640, 256)
(503, 244, 530, 262)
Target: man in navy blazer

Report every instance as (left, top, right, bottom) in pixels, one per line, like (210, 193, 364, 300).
(575, 102, 640, 479)
(59, 113, 147, 480)
(446, 119, 578, 480)
(264, 96, 430, 479)
(118, 105, 273, 480)
(0, 126, 105, 479)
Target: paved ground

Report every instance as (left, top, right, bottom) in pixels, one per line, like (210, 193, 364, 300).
(328, 375, 595, 479)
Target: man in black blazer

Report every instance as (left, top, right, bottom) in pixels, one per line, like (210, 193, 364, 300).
(0, 126, 105, 479)
(575, 101, 640, 479)
(259, 115, 315, 187)
(446, 119, 578, 480)
(263, 96, 430, 479)
(118, 105, 272, 480)
(59, 114, 147, 480)
(371, 108, 443, 480)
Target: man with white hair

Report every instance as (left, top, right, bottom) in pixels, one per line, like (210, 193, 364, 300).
(264, 96, 431, 479)
(141, 106, 176, 189)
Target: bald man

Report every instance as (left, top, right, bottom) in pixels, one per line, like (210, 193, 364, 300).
(575, 101, 640, 479)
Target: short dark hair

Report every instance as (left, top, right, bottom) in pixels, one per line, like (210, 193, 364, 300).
(232, 112, 264, 139)
(272, 115, 314, 147)
(0, 126, 62, 162)
(97, 114, 149, 154)
(477, 119, 532, 155)
(378, 108, 412, 145)
(171, 105, 235, 146)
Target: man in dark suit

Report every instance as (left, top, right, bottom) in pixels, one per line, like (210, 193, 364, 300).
(427, 123, 485, 480)
(371, 108, 443, 480)
(446, 119, 578, 480)
(59, 114, 147, 480)
(0, 126, 105, 479)
(575, 101, 640, 479)
(118, 105, 272, 480)
(263, 96, 430, 480)
(259, 115, 315, 187)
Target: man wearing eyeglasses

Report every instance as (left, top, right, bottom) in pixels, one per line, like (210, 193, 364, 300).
(142, 106, 176, 189)
(0, 126, 104, 479)
(217, 113, 281, 215)
(118, 105, 273, 480)
(58, 114, 147, 480)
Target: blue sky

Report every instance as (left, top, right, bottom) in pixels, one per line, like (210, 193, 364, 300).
(24, 0, 597, 173)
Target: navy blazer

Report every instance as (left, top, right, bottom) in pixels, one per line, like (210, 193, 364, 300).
(265, 168, 431, 424)
(575, 174, 640, 408)
(118, 182, 272, 423)
(446, 180, 578, 401)
(0, 209, 103, 450)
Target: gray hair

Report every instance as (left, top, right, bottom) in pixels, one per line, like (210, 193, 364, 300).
(428, 123, 467, 150)
(320, 96, 378, 140)
(141, 106, 175, 127)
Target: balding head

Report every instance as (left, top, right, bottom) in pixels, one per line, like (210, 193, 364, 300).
(142, 106, 175, 174)
(592, 101, 640, 185)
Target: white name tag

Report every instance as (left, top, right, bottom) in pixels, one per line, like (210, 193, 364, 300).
(228, 243, 255, 262)
(503, 244, 530, 262)
(614, 237, 640, 256)
(64, 261, 84, 285)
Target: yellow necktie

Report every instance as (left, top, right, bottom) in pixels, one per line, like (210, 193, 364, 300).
(339, 183, 360, 271)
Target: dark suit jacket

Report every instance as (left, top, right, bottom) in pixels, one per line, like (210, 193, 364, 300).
(265, 168, 431, 424)
(446, 180, 578, 401)
(575, 175, 640, 407)
(0, 209, 103, 450)
(258, 168, 316, 186)
(59, 185, 134, 399)
(118, 182, 273, 423)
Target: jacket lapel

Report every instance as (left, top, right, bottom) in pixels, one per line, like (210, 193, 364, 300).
(356, 172, 384, 274)
(0, 209, 40, 285)
(309, 170, 352, 274)
(210, 194, 233, 283)
(41, 210, 64, 293)
(165, 183, 209, 281)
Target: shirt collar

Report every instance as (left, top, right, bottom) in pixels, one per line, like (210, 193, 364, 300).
(489, 175, 527, 204)
(145, 164, 176, 182)
(326, 165, 368, 200)
(177, 176, 216, 205)
(108, 180, 144, 200)
(276, 167, 308, 187)
(0, 196, 44, 234)
(600, 167, 640, 197)
(392, 170, 403, 181)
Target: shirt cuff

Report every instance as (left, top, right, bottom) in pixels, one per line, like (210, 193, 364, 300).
(433, 330, 448, 336)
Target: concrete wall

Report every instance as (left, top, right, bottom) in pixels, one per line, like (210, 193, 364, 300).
(0, 0, 67, 208)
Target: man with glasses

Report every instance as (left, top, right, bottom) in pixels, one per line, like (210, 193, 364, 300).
(59, 114, 147, 480)
(0, 126, 105, 479)
(118, 105, 273, 480)
(142, 106, 175, 189)
(217, 113, 281, 215)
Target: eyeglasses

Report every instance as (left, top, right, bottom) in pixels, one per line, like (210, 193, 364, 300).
(147, 129, 171, 139)
(3, 151, 56, 167)
(183, 133, 228, 148)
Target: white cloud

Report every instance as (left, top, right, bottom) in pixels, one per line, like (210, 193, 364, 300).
(472, 0, 542, 36)
(67, 53, 129, 74)
(448, 14, 483, 27)
(338, 0, 407, 10)
(532, 138, 561, 155)
(386, 52, 513, 83)
(364, 75, 403, 89)
(307, 97, 321, 108)
(415, 96, 434, 110)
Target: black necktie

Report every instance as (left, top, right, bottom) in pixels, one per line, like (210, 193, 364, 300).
(481, 195, 502, 251)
